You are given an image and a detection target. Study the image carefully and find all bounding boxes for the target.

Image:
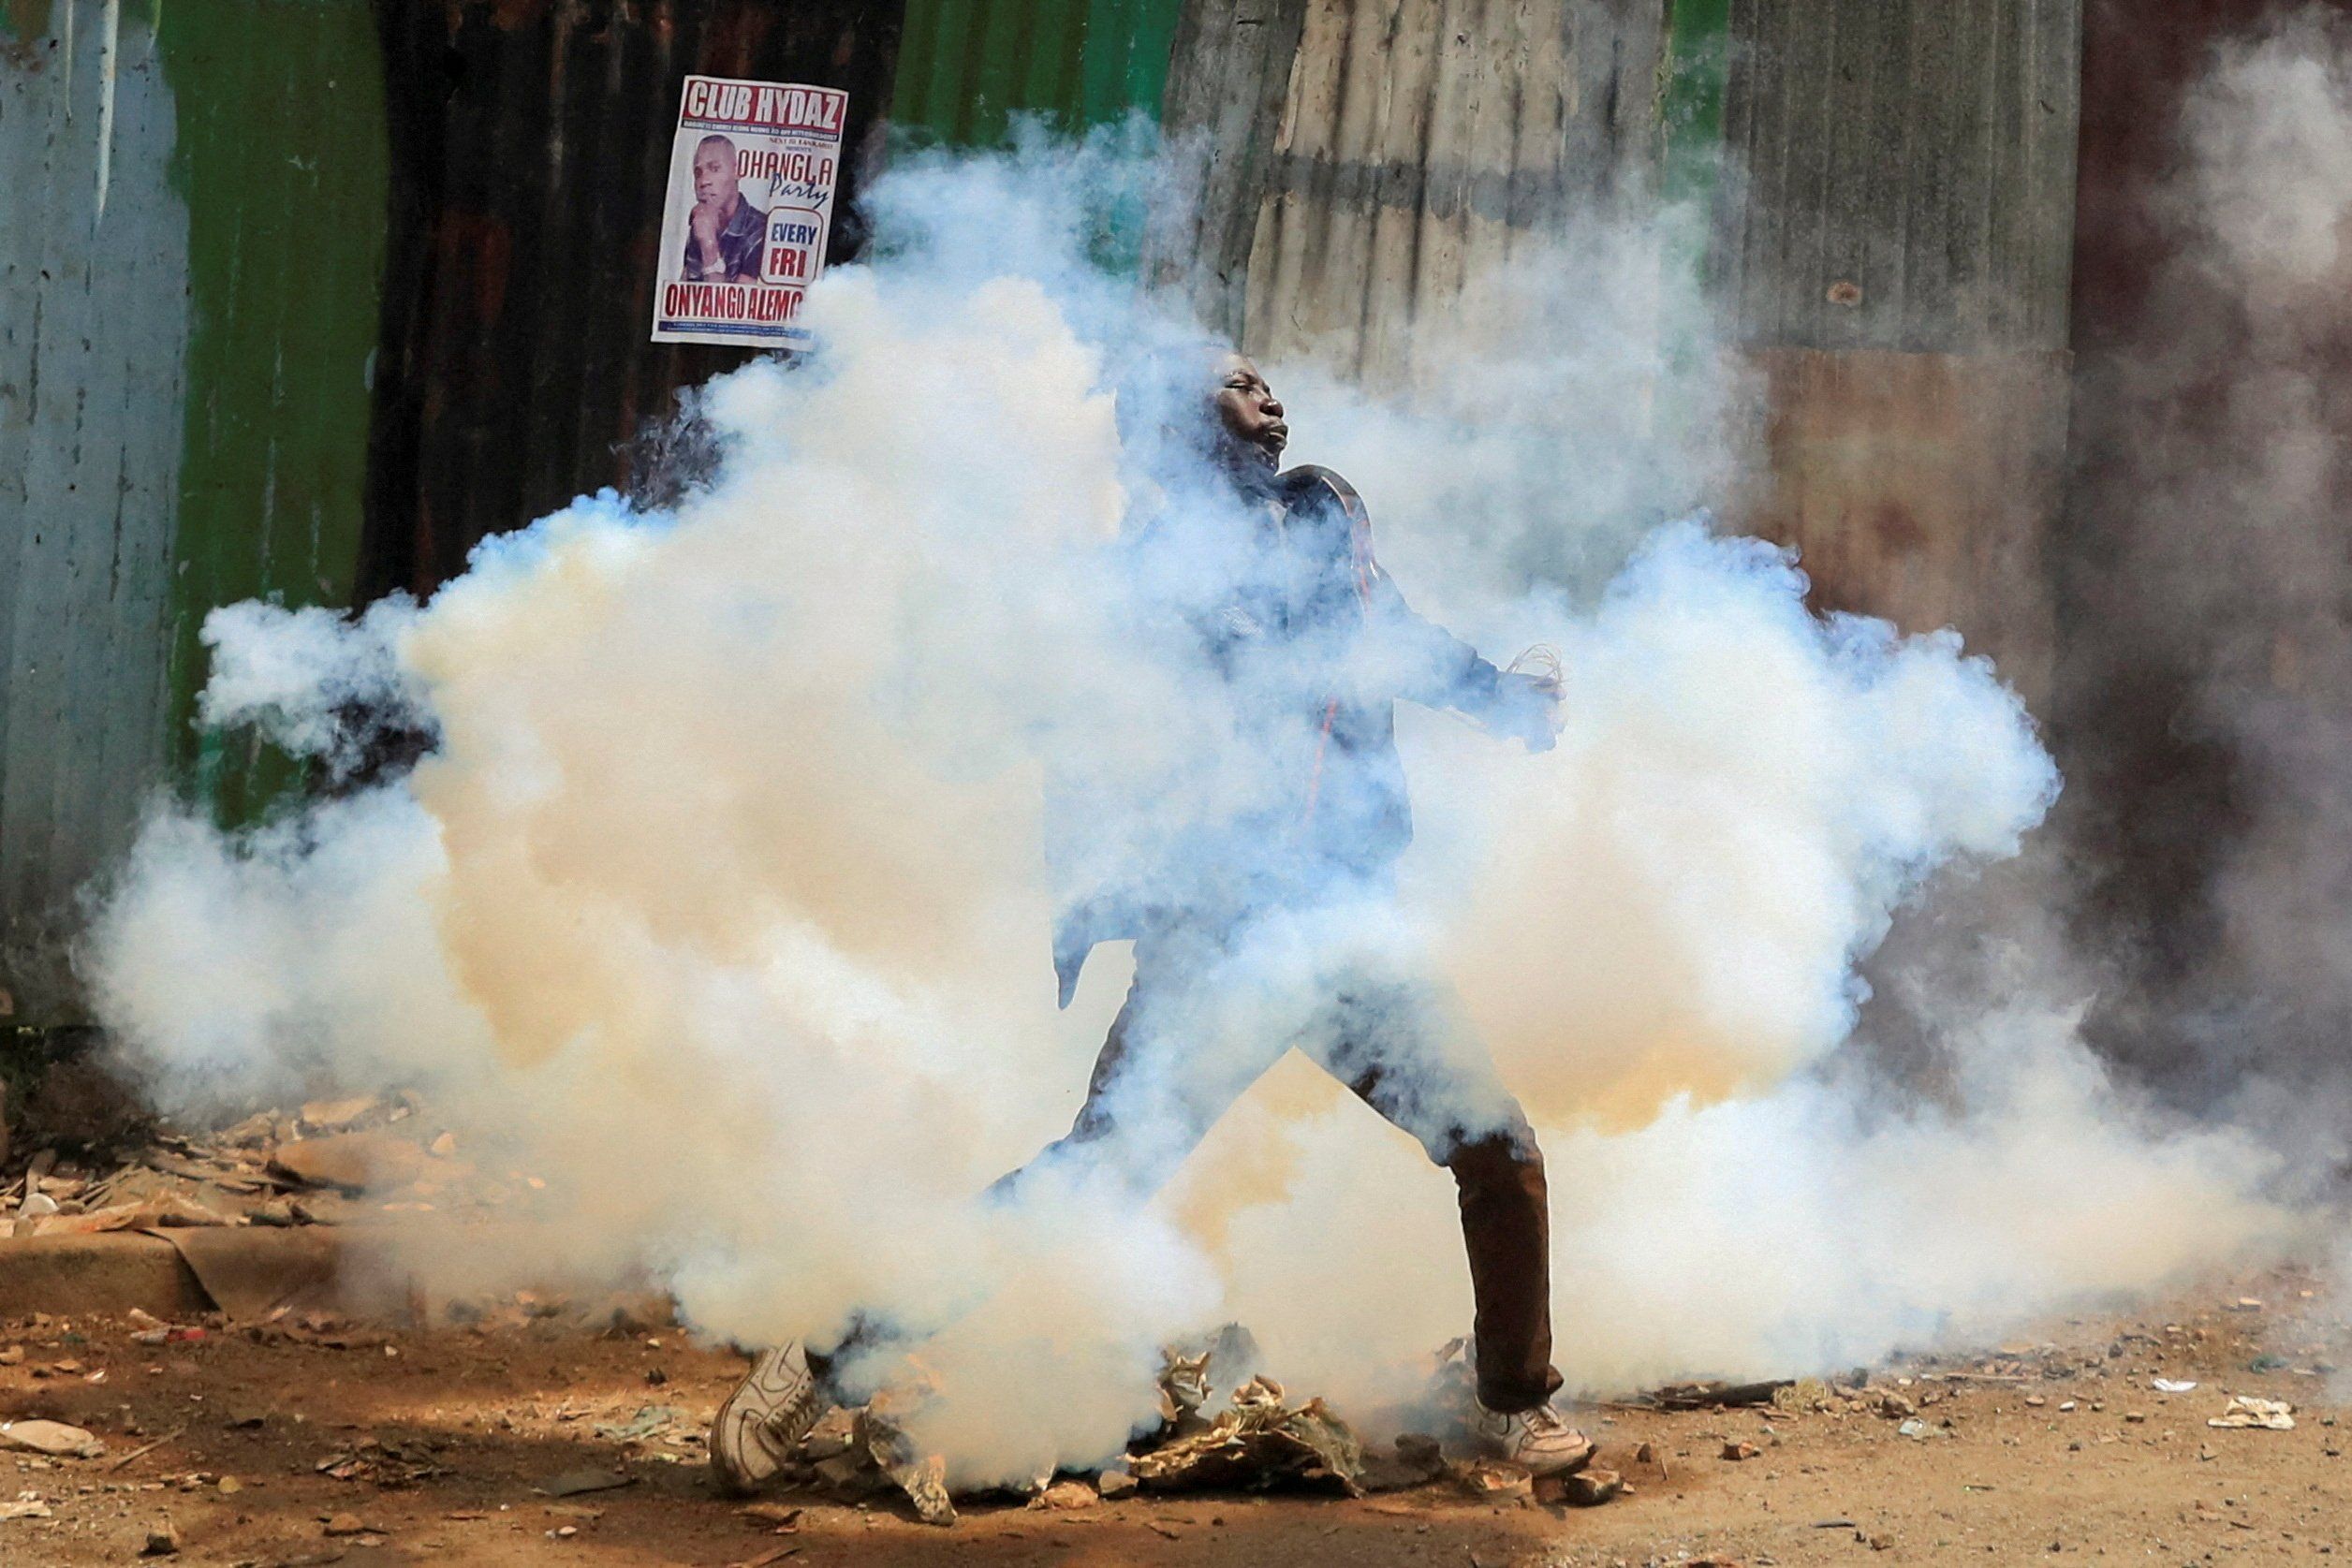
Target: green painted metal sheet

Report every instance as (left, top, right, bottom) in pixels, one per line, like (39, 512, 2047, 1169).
(154, 0, 388, 825)
(1660, 0, 1732, 208)
(892, 0, 1179, 146)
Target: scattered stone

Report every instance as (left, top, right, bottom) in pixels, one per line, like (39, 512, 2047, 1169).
(1454, 1459, 1534, 1502)
(1721, 1441, 1760, 1461)
(322, 1513, 370, 1536)
(1029, 1480, 1097, 1511)
(1877, 1393, 1917, 1419)
(1360, 1432, 1448, 1493)
(140, 1519, 180, 1556)
(299, 1096, 380, 1134)
(2123, 1411, 2147, 1424)
(270, 1132, 426, 1193)
(1095, 1468, 1137, 1500)
(0, 1419, 104, 1458)
(1558, 1467, 1623, 1507)
(2024, 1396, 2047, 1409)
(739, 1502, 803, 1530)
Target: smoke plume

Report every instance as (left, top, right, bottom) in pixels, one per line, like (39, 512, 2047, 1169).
(86, 129, 2299, 1483)
(2061, 9, 2352, 1152)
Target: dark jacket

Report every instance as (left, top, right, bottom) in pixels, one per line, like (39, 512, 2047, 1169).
(683, 197, 769, 282)
(1049, 465, 1549, 1004)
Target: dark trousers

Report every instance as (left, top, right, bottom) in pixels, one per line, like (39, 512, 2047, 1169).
(997, 918, 1564, 1414)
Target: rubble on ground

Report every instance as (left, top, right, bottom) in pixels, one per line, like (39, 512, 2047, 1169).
(0, 1092, 540, 1240)
(855, 1378, 956, 1526)
(767, 1326, 1634, 1526)
(1129, 1375, 1365, 1496)
(2209, 1394, 2295, 1430)
(1646, 1378, 1793, 1411)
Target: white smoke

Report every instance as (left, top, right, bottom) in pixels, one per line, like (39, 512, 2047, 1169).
(86, 133, 2296, 1485)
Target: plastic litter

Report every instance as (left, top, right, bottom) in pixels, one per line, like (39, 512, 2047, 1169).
(2207, 1395, 2294, 1430)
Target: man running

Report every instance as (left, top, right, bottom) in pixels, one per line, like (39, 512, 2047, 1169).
(712, 348, 1587, 1490)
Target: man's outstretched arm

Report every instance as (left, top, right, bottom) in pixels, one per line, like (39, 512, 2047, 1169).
(1367, 576, 1558, 750)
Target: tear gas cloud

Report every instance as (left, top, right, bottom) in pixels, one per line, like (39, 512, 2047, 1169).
(2062, 10, 2352, 1140)
(89, 128, 2297, 1483)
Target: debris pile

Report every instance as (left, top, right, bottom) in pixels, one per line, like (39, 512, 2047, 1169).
(757, 1329, 1620, 1527)
(2, 1093, 540, 1238)
(1128, 1375, 1365, 1496)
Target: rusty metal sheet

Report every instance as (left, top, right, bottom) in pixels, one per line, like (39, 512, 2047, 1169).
(1739, 345, 2069, 702)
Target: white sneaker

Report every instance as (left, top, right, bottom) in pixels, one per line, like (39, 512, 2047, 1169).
(1470, 1399, 1594, 1476)
(710, 1341, 831, 1496)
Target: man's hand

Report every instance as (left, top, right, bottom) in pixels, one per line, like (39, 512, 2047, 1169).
(690, 201, 724, 274)
(1495, 669, 1562, 752)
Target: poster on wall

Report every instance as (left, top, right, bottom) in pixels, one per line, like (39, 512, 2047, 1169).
(650, 75, 845, 347)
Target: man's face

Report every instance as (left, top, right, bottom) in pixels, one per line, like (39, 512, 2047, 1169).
(1211, 353, 1286, 471)
(694, 139, 740, 207)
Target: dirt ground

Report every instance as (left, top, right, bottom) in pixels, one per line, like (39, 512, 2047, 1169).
(0, 1264, 2345, 1567)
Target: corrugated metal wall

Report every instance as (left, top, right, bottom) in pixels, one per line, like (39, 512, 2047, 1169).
(1153, 0, 2080, 696)
(4, 0, 2094, 1027)
(1155, 0, 1667, 389)
(163, 1, 389, 820)
(2, 0, 388, 1020)
(892, 0, 1178, 145)
(3, 0, 186, 1021)
(1713, 0, 2080, 353)
(1713, 0, 2081, 697)
(361, 0, 906, 601)
(4, 0, 908, 1021)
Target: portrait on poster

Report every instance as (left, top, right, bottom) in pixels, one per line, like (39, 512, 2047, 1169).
(650, 76, 845, 347)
